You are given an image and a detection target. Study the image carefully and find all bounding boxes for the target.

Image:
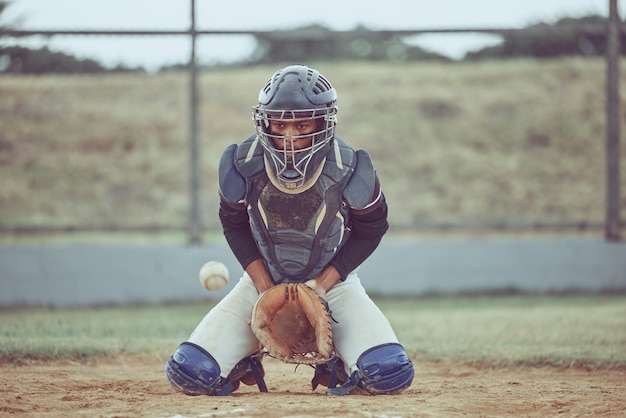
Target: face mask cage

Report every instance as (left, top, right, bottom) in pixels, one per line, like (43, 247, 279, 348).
(253, 106, 338, 189)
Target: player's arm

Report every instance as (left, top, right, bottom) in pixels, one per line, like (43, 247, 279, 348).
(330, 149, 389, 281)
(218, 144, 274, 294)
(219, 200, 276, 294)
(330, 191, 388, 279)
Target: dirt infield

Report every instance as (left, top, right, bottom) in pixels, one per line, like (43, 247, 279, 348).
(2, 355, 624, 417)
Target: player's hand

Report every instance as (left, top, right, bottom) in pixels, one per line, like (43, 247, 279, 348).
(306, 265, 342, 298)
(245, 258, 275, 294)
(304, 279, 326, 298)
(304, 279, 327, 298)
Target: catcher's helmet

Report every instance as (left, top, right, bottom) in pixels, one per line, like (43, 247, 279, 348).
(253, 65, 338, 191)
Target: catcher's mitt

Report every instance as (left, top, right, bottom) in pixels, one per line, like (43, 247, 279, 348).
(250, 283, 334, 365)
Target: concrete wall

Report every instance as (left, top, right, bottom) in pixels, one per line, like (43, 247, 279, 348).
(1, 237, 625, 307)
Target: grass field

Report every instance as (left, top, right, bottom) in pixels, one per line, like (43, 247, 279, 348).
(2, 294, 624, 368)
(1, 58, 624, 242)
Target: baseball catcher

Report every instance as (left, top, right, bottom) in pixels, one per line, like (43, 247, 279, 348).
(166, 65, 414, 396)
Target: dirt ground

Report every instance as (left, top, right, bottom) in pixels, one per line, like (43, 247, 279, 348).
(1, 355, 625, 418)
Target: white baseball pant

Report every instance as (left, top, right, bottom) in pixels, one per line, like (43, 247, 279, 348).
(187, 270, 399, 378)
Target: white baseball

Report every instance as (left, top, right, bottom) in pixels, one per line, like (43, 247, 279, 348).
(199, 261, 229, 291)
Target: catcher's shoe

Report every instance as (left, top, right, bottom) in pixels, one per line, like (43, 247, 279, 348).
(227, 352, 268, 393)
(311, 357, 356, 394)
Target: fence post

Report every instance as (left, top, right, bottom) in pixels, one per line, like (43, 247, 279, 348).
(606, 0, 622, 241)
(188, 0, 202, 244)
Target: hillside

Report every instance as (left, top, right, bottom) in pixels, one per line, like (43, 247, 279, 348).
(0, 59, 623, 241)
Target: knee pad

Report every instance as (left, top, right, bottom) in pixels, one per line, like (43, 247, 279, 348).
(165, 342, 230, 396)
(357, 343, 414, 394)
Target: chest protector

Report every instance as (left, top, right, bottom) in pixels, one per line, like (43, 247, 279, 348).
(233, 135, 357, 283)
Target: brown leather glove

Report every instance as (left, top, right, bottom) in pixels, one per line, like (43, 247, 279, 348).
(250, 283, 334, 365)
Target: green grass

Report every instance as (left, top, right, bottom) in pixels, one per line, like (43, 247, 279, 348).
(0, 303, 214, 363)
(379, 295, 626, 368)
(2, 295, 624, 368)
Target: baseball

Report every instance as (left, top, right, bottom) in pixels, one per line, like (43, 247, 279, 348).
(199, 261, 229, 291)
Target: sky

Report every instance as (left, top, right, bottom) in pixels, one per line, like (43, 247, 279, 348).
(2, 0, 623, 70)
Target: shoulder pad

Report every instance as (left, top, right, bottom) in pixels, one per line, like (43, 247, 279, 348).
(233, 134, 265, 179)
(320, 136, 356, 183)
(218, 144, 246, 204)
(329, 136, 356, 169)
(343, 149, 378, 210)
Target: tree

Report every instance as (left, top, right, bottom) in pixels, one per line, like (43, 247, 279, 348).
(466, 15, 623, 60)
(244, 24, 449, 65)
(0, 0, 14, 30)
(0, 45, 109, 73)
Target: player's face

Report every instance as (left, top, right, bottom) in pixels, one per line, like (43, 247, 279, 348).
(268, 119, 316, 156)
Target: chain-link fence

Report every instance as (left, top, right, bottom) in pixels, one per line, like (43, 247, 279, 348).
(0, 0, 623, 243)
